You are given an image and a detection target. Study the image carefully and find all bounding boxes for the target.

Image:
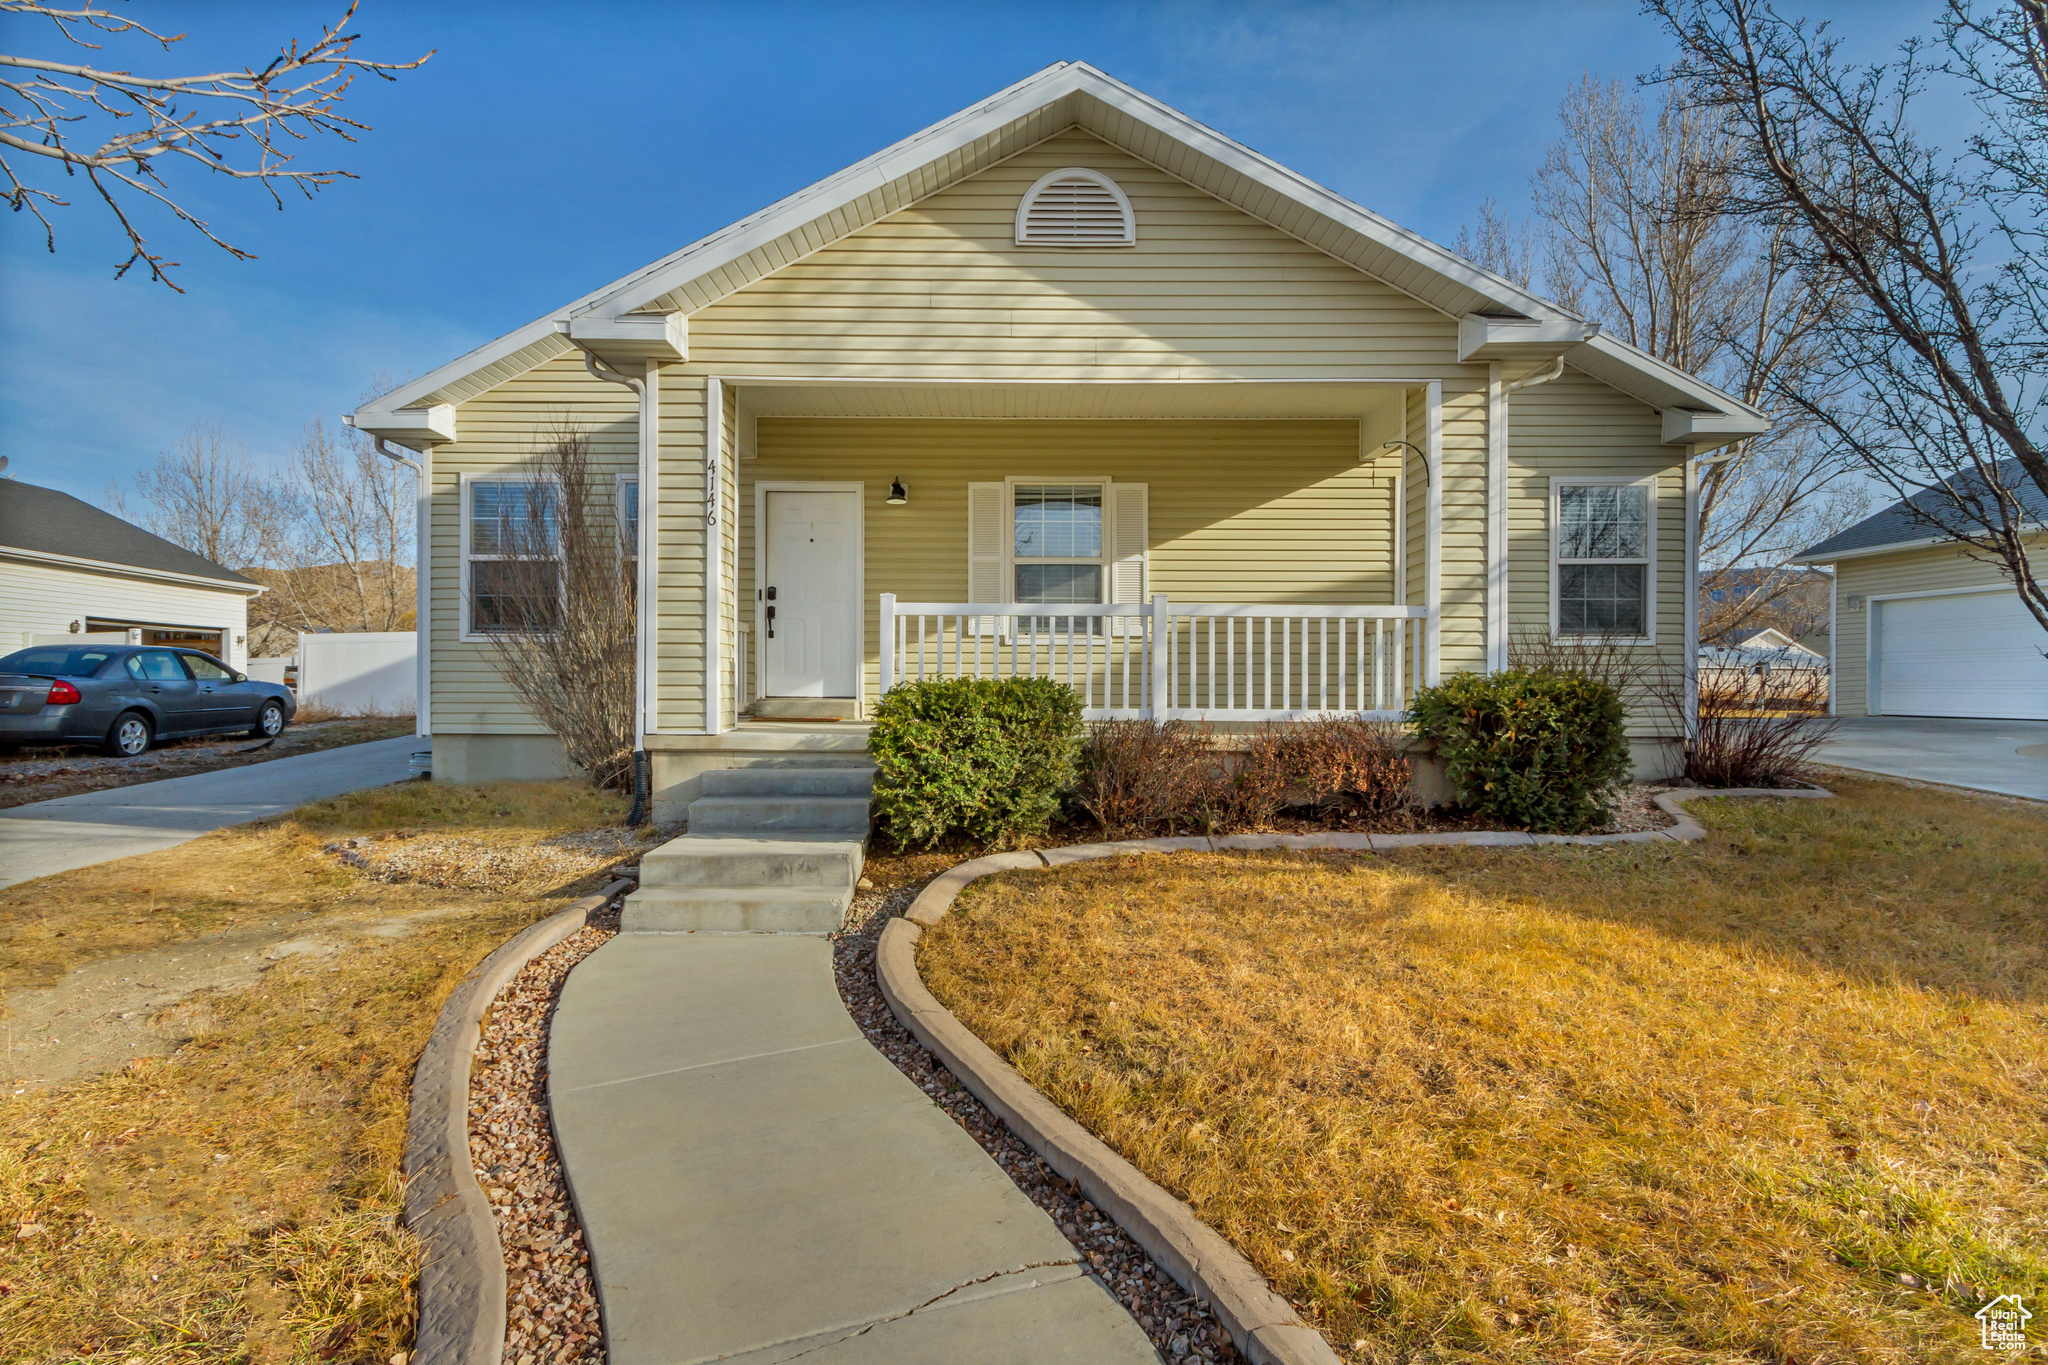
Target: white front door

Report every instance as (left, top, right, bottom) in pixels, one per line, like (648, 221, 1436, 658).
(762, 490, 860, 698)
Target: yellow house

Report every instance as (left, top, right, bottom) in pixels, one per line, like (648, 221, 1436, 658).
(347, 63, 1768, 819)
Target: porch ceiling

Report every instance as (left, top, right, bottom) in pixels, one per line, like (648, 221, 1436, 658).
(729, 379, 1410, 425)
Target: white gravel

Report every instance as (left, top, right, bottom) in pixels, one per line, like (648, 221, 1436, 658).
(330, 827, 666, 893)
(834, 888, 1242, 1363)
(470, 898, 623, 1365)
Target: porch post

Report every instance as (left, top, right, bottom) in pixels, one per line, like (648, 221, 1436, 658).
(703, 376, 723, 734)
(636, 361, 658, 747)
(1425, 380, 1443, 686)
(1149, 593, 1170, 718)
(878, 594, 896, 701)
(415, 447, 432, 740)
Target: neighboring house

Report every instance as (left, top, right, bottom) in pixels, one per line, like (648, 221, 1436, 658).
(1793, 463, 2047, 720)
(345, 62, 1770, 815)
(1699, 564, 1830, 644)
(0, 479, 262, 669)
(1698, 628, 1828, 703)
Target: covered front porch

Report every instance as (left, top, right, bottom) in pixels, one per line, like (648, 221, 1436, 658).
(721, 378, 1446, 728)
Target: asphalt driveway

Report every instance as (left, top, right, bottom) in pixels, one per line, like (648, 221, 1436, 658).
(0, 736, 422, 888)
(1814, 715, 2048, 802)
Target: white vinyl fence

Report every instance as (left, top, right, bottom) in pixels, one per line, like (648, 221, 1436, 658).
(880, 594, 1430, 721)
(296, 631, 416, 716)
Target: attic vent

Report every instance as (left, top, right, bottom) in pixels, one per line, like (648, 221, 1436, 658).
(1015, 168, 1135, 247)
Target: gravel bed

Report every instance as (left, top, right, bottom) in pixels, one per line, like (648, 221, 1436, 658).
(469, 898, 623, 1365)
(329, 826, 668, 892)
(834, 888, 1241, 1363)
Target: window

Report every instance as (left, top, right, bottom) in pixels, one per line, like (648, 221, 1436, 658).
(617, 475, 640, 607)
(1015, 168, 1136, 246)
(132, 650, 187, 681)
(465, 475, 562, 636)
(0, 646, 116, 677)
(181, 653, 232, 681)
(1553, 478, 1654, 640)
(1013, 484, 1104, 628)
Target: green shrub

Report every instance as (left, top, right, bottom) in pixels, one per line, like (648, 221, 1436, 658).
(1408, 669, 1632, 832)
(868, 676, 1084, 848)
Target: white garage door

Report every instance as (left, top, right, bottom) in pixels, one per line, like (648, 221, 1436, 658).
(1876, 590, 2048, 719)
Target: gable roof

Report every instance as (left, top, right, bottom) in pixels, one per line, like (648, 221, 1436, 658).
(1793, 458, 2048, 562)
(349, 61, 1768, 437)
(0, 480, 259, 591)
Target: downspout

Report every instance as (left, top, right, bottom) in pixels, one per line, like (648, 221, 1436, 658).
(1505, 355, 1566, 395)
(374, 439, 431, 747)
(570, 342, 654, 825)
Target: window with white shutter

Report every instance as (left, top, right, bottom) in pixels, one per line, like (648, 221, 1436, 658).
(1109, 483, 1148, 632)
(1015, 168, 1136, 247)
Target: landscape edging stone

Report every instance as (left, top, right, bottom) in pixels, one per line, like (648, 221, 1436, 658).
(874, 785, 1833, 1365)
(403, 875, 636, 1365)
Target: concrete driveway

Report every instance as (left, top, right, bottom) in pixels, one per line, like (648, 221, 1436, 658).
(1813, 716, 2048, 801)
(0, 736, 422, 888)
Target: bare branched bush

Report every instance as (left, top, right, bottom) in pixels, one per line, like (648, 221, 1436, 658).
(1074, 716, 1414, 835)
(1506, 630, 1679, 703)
(1072, 719, 1216, 836)
(469, 428, 636, 790)
(1659, 668, 1836, 789)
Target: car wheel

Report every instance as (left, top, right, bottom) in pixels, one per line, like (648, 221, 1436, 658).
(106, 711, 153, 758)
(251, 700, 286, 739)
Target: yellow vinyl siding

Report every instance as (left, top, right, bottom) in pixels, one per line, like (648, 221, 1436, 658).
(1830, 538, 2043, 716)
(1507, 367, 1688, 733)
(427, 353, 637, 734)
(686, 131, 1467, 382)
(654, 376, 708, 733)
(741, 419, 1395, 706)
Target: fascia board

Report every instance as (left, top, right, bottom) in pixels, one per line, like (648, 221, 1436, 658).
(343, 403, 459, 448)
(1662, 407, 1773, 446)
(1571, 334, 1771, 424)
(1458, 313, 1599, 361)
(2, 545, 265, 595)
(567, 312, 689, 363)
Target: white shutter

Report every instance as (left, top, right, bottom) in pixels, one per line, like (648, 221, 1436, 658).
(967, 481, 1008, 637)
(1109, 482, 1148, 634)
(1110, 482, 1148, 601)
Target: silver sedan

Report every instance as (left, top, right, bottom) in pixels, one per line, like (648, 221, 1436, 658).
(0, 643, 298, 756)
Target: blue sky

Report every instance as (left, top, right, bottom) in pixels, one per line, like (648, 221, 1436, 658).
(0, 0, 1945, 502)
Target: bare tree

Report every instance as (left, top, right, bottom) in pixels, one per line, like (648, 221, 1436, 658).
(0, 1, 431, 288)
(1651, 0, 2048, 637)
(1453, 196, 1535, 287)
(1525, 75, 1869, 643)
(468, 427, 636, 790)
(246, 418, 415, 653)
(108, 420, 285, 571)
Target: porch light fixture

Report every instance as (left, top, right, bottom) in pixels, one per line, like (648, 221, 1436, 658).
(886, 478, 909, 505)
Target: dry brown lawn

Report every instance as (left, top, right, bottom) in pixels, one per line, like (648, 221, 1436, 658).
(0, 780, 628, 1364)
(918, 777, 2048, 1363)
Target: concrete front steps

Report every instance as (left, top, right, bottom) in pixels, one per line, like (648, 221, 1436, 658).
(623, 763, 873, 934)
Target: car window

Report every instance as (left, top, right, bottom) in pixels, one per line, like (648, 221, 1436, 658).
(0, 646, 118, 677)
(124, 655, 147, 681)
(136, 651, 186, 681)
(181, 653, 232, 681)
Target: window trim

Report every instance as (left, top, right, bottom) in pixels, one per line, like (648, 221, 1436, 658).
(1549, 474, 1657, 646)
(1005, 475, 1112, 611)
(1014, 167, 1137, 248)
(460, 471, 566, 642)
(616, 472, 640, 565)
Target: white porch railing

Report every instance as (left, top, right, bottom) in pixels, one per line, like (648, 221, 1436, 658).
(879, 593, 1431, 721)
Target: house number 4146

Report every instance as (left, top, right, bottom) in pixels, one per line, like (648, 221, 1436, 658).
(705, 459, 719, 527)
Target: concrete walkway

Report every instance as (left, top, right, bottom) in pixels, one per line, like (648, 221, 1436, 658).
(0, 736, 422, 887)
(549, 933, 1159, 1365)
(1814, 715, 2048, 801)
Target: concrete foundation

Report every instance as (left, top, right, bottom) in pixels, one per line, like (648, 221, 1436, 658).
(430, 733, 578, 783)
